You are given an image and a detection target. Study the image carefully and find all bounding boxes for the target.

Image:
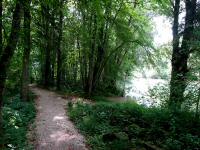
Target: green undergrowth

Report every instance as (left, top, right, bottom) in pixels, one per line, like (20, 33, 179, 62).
(68, 101, 200, 150)
(2, 93, 36, 150)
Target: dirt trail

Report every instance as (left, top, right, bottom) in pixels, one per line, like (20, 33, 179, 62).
(32, 87, 88, 150)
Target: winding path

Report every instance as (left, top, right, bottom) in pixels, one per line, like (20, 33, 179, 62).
(32, 87, 88, 150)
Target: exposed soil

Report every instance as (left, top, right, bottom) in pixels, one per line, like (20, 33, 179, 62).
(32, 87, 88, 150)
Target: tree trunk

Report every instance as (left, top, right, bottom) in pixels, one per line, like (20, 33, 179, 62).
(92, 23, 107, 91)
(50, 14, 57, 86)
(169, 0, 197, 109)
(21, 0, 31, 101)
(85, 14, 97, 97)
(0, 0, 2, 56)
(90, 5, 110, 93)
(195, 88, 200, 118)
(56, 0, 64, 90)
(78, 36, 85, 88)
(43, 5, 51, 87)
(0, 0, 23, 145)
(44, 42, 51, 87)
(0, 86, 3, 146)
(0, 1, 2, 143)
(73, 62, 78, 84)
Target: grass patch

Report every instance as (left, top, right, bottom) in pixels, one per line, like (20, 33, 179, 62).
(2, 94, 36, 150)
(68, 101, 200, 150)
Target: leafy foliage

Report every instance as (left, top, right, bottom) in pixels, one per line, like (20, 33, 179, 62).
(69, 101, 200, 150)
(2, 94, 36, 149)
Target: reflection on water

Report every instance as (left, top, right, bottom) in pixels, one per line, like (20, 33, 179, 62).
(125, 78, 167, 107)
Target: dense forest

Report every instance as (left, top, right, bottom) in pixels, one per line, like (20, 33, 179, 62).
(0, 0, 200, 149)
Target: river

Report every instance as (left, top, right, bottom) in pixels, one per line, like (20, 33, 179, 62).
(124, 78, 168, 107)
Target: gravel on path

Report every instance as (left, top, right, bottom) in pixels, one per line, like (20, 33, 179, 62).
(32, 87, 88, 150)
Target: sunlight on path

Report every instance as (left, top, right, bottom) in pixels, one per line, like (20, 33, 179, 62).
(32, 87, 88, 150)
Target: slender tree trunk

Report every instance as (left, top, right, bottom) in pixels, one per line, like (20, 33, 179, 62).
(0, 87, 3, 146)
(80, 11, 88, 91)
(92, 24, 106, 91)
(44, 41, 51, 87)
(40, 2, 51, 87)
(78, 36, 84, 87)
(39, 4, 46, 85)
(85, 14, 97, 97)
(0, 0, 22, 145)
(195, 88, 200, 118)
(169, 0, 196, 109)
(0, 0, 2, 56)
(73, 62, 78, 83)
(57, 0, 64, 90)
(91, 5, 110, 92)
(50, 14, 57, 86)
(0, 1, 2, 143)
(169, 0, 181, 108)
(43, 5, 51, 87)
(21, 0, 31, 101)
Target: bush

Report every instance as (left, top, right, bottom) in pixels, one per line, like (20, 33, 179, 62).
(148, 83, 170, 107)
(68, 101, 200, 150)
(2, 94, 36, 150)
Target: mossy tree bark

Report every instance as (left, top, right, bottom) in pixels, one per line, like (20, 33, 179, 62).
(169, 0, 197, 109)
(21, 0, 31, 101)
(0, 0, 2, 56)
(56, 0, 64, 90)
(0, 0, 23, 146)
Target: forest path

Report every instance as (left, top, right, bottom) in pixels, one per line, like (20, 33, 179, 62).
(31, 87, 88, 150)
